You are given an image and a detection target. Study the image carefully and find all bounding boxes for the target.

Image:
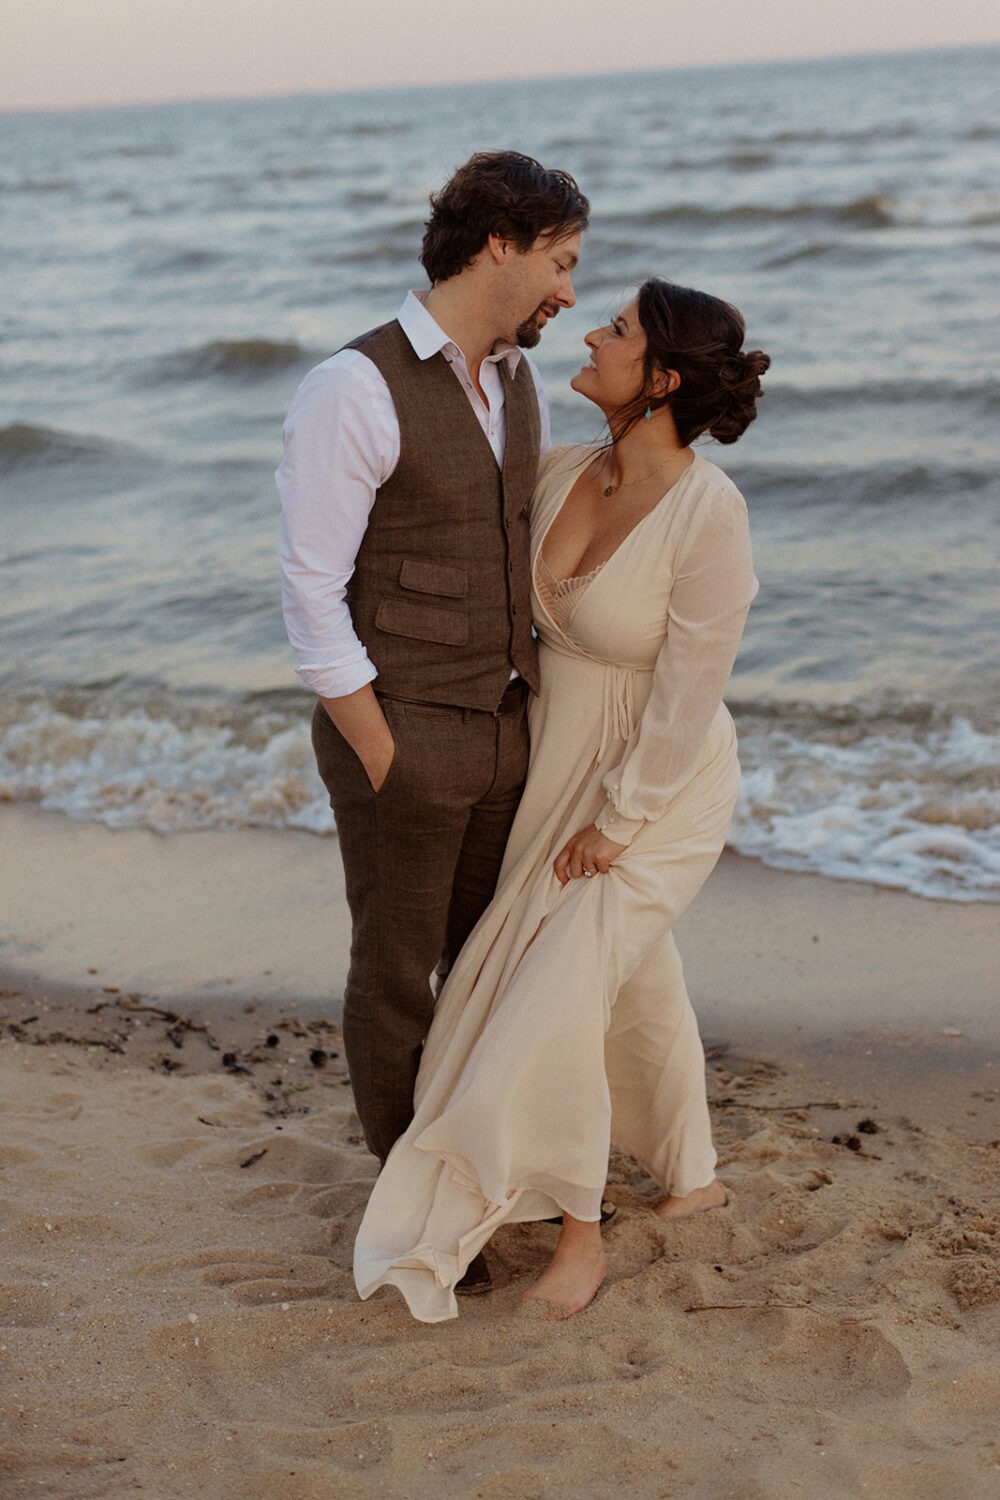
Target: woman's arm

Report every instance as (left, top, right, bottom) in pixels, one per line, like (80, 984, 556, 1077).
(598, 480, 757, 842)
(554, 479, 757, 880)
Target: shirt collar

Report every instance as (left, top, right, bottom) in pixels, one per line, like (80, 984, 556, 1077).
(397, 290, 523, 375)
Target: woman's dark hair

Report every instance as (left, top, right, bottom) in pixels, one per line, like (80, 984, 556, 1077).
(420, 151, 590, 284)
(615, 278, 769, 445)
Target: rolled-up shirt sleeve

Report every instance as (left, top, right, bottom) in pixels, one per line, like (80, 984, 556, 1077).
(277, 351, 398, 700)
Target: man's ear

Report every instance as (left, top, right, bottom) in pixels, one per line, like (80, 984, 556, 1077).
(486, 232, 509, 265)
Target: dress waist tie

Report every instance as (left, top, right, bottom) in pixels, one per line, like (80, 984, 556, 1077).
(598, 664, 636, 761)
(541, 637, 645, 761)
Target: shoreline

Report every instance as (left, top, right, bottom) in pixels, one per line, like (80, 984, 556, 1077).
(3, 802, 999, 1170)
(3, 801, 998, 1090)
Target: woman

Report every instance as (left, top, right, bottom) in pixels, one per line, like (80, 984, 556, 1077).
(353, 277, 769, 1322)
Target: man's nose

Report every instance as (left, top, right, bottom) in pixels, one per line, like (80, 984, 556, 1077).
(557, 272, 576, 308)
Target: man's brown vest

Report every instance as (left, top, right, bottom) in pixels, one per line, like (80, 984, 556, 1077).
(346, 321, 541, 710)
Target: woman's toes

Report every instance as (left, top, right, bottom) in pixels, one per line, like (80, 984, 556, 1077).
(654, 1180, 727, 1219)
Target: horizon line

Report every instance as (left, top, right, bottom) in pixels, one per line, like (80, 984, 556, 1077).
(4, 38, 996, 120)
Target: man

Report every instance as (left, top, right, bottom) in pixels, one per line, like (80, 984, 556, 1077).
(278, 152, 589, 1185)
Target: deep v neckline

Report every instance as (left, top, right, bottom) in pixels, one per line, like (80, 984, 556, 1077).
(537, 449, 698, 589)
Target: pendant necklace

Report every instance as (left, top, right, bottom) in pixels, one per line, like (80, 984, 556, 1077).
(601, 452, 686, 499)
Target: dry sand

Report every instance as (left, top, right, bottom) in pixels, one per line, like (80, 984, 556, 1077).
(2, 806, 999, 1498)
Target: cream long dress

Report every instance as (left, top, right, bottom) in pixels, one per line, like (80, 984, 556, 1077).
(353, 445, 758, 1322)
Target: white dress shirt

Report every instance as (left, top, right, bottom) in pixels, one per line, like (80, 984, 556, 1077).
(277, 292, 551, 701)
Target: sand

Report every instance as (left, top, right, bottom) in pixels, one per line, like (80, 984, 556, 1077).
(2, 805, 999, 1498)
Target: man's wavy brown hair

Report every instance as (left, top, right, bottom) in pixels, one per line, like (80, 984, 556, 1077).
(420, 151, 589, 284)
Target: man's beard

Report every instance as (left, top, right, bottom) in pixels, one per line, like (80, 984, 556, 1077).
(515, 302, 557, 349)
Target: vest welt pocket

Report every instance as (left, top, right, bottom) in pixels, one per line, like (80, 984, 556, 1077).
(398, 559, 469, 598)
(375, 597, 470, 646)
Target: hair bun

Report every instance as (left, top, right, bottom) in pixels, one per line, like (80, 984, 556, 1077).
(720, 349, 769, 390)
(709, 347, 770, 444)
(719, 354, 745, 386)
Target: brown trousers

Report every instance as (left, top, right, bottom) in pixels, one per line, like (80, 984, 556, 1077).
(312, 686, 529, 1162)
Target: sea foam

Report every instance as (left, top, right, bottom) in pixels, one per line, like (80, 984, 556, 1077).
(731, 714, 1000, 902)
(2, 696, 997, 902)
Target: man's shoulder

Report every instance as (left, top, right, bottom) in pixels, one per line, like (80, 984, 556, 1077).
(348, 320, 430, 384)
(299, 341, 392, 393)
(283, 342, 393, 430)
(299, 318, 403, 378)
(343, 320, 401, 355)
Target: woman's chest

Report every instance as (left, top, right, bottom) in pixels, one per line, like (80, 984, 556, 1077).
(541, 480, 663, 583)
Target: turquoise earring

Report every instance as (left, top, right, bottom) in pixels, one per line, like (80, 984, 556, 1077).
(644, 404, 652, 421)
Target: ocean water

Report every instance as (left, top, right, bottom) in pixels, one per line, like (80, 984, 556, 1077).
(2, 47, 998, 901)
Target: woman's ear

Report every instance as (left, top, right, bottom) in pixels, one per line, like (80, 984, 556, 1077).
(650, 366, 681, 397)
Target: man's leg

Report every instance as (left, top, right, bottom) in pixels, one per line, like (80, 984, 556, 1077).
(312, 694, 526, 1162)
(440, 687, 530, 983)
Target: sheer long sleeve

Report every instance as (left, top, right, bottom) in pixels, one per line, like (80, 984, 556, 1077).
(594, 479, 757, 846)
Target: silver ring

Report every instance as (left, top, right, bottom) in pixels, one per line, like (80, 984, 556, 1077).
(583, 869, 594, 878)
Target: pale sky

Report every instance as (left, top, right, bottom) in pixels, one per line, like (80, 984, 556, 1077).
(5, 0, 1000, 113)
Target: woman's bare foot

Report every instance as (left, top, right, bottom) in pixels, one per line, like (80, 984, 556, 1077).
(654, 1179, 727, 1220)
(522, 1215, 607, 1319)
